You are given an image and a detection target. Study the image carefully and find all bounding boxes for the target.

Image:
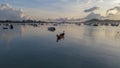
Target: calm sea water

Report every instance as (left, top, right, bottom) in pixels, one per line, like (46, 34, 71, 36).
(0, 23, 120, 68)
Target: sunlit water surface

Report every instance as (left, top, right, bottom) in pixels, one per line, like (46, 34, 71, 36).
(0, 23, 120, 68)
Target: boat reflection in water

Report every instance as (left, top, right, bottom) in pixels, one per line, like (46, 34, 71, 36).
(56, 31, 65, 42)
(2, 24, 14, 29)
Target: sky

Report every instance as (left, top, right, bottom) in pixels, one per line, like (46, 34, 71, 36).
(0, 0, 120, 20)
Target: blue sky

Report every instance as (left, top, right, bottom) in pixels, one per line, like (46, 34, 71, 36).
(0, 0, 120, 20)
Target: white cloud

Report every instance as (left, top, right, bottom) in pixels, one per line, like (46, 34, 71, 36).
(107, 14, 120, 20)
(106, 6, 120, 15)
(85, 12, 105, 20)
(0, 3, 27, 21)
(105, 6, 120, 20)
(86, 0, 103, 5)
(84, 11, 120, 20)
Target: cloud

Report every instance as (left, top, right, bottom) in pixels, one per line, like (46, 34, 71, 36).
(0, 3, 27, 21)
(84, 12, 120, 20)
(85, 12, 105, 20)
(95, 0, 104, 2)
(85, 0, 104, 5)
(106, 6, 120, 20)
(84, 6, 120, 20)
(84, 6, 100, 13)
(106, 6, 120, 15)
(106, 14, 120, 20)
